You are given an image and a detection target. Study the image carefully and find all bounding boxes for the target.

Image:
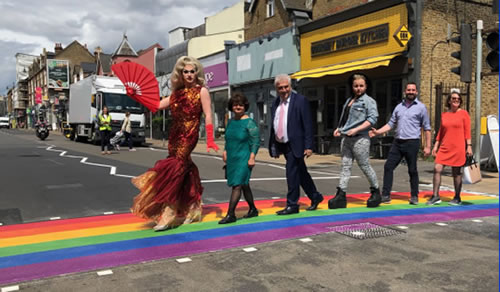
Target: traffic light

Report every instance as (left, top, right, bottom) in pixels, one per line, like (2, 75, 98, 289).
(485, 30, 499, 72)
(450, 23, 472, 82)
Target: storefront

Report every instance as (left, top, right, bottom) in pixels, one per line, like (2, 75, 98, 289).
(227, 26, 300, 146)
(200, 52, 229, 138)
(293, 0, 417, 154)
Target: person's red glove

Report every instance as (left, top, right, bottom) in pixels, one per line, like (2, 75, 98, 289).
(205, 124, 219, 152)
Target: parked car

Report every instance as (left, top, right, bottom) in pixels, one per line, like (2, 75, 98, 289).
(0, 117, 9, 129)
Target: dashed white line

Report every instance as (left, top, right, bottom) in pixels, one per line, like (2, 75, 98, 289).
(243, 247, 258, 252)
(43, 145, 361, 184)
(50, 217, 61, 220)
(300, 238, 313, 242)
(176, 257, 192, 263)
(97, 270, 113, 276)
(396, 226, 409, 230)
(435, 222, 448, 226)
(471, 219, 483, 223)
(103, 212, 114, 215)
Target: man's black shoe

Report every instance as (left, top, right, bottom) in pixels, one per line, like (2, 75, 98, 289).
(306, 196, 324, 211)
(276, 206, 299, 215)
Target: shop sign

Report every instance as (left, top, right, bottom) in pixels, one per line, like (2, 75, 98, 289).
(393, 24, 412, 47)
(311, 23, 389, 57)
(47, 59, 69, 89)
(204, 62, 228, 88)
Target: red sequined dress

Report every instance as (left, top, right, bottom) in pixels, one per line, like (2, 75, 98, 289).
(131, 86, 203, 226)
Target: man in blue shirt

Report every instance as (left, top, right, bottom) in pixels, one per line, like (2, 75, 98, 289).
(370, 83, 431, 205)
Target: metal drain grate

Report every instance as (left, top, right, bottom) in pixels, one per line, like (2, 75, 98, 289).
(329, 222, 405, 240)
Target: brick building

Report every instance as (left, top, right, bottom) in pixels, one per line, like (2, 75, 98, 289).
(26, 41, 96, 129)
(245, 0, 312, 40)
(233, 0, 497, 154)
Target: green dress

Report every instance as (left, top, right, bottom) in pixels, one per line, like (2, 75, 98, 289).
(225, 118, 260, 186)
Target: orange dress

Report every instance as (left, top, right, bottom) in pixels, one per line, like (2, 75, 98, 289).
(435, 109, 471, 167)
(131, 86, 203, 225)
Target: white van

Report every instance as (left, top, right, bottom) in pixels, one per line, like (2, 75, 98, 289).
(0, 116, 10, 128)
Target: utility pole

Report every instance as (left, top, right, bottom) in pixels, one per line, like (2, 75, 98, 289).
(475, 20, 483, 164)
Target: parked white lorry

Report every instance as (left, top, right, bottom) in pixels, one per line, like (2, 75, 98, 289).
(68, 75, 146, 144)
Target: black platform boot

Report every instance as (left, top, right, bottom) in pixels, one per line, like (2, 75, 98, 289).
(328, 187, 347, 209)
(366, 187, 382, 208)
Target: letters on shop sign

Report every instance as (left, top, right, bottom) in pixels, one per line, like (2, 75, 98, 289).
(311, 23, 389, 57)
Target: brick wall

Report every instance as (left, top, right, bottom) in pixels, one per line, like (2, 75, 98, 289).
(312, 0, 367, 19)
(420, 0, 498, 134)
(245, 1, 291, 41)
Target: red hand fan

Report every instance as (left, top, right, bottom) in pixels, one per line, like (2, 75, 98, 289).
(111, 62, 160, 113)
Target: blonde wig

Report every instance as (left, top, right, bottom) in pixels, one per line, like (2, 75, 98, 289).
(170, 56, 206, 91)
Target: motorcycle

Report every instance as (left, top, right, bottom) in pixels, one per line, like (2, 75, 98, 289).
(35, 121, 50, 140)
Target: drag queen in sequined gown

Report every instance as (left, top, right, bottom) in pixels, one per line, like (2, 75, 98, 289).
(131, 56, 219, 231)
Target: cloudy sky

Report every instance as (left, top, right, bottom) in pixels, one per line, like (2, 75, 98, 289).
(0, 0, 242, 95)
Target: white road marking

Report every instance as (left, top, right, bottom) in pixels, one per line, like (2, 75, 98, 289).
(397, 226, 409, 230)
(46, 183, 83, 190)
(103, 212, 114, 215)
(271, 197, 281, 199)
(435, 222, 448, 226)
(0, 223, 3, 226)
(176, 257, 192, 263)
(50, 217, 61, 220)
(43, 145, 360, 184)
(1, 286, 19, 292)
(201, 176, 347, 183)
(299, 238, 313, 242)
(471, 219, 483, 223)
(97, 270, 113, 276)
(243, 247, 258, 252)
(44, 158, 64, 165)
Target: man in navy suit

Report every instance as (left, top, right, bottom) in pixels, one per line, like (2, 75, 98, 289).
(269, 74, 324, 215)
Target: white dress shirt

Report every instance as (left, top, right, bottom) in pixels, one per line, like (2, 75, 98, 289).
(274, 97, 290, 143)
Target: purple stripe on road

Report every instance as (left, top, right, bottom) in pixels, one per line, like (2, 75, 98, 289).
(1, 208, 497, 285)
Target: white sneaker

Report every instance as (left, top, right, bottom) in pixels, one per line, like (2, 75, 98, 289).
(129, 148, 136, 151)
(116, 145, 120, 151)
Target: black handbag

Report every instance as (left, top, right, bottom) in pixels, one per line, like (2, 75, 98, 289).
(464, 154, 474, 167)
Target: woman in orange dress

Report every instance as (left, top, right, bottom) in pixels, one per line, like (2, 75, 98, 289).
(427, 90, 472, 206)
(131, 56, 219, 231)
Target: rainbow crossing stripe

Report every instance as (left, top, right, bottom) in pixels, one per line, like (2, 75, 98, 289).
(0, 191, 497, 285)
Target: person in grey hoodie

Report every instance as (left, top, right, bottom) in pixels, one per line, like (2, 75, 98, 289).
(329, 73, 381, 209)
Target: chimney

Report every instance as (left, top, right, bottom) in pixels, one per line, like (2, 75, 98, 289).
(54, 43, 63, 54)
(94, 46, 102, 58)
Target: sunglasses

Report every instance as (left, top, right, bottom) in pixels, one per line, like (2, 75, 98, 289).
(183, 69, 196, 74)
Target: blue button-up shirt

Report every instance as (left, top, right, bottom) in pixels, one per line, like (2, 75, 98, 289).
(388, 99, 431, 139)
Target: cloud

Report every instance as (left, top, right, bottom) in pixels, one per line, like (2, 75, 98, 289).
(0, 0, 242, 95)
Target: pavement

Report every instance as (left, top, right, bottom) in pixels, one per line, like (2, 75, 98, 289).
(146, 137, 499, 196)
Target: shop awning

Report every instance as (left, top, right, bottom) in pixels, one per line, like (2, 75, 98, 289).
(291, 53, 400, 80)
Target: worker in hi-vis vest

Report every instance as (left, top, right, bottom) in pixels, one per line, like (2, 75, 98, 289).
(99, 106, 112, 155)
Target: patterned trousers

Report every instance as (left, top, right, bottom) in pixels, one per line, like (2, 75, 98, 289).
(339, 136, 379, 191)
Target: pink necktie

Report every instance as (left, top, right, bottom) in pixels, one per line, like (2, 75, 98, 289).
(277, 101, 285, 140)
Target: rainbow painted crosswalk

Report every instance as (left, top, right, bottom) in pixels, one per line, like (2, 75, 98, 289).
(0, 191, 497, 285)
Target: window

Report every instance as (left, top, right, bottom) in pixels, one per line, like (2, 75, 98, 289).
(266, 0, 275, 18)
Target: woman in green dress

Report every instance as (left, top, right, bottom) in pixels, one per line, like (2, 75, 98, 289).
(219, 92, 260, 224)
